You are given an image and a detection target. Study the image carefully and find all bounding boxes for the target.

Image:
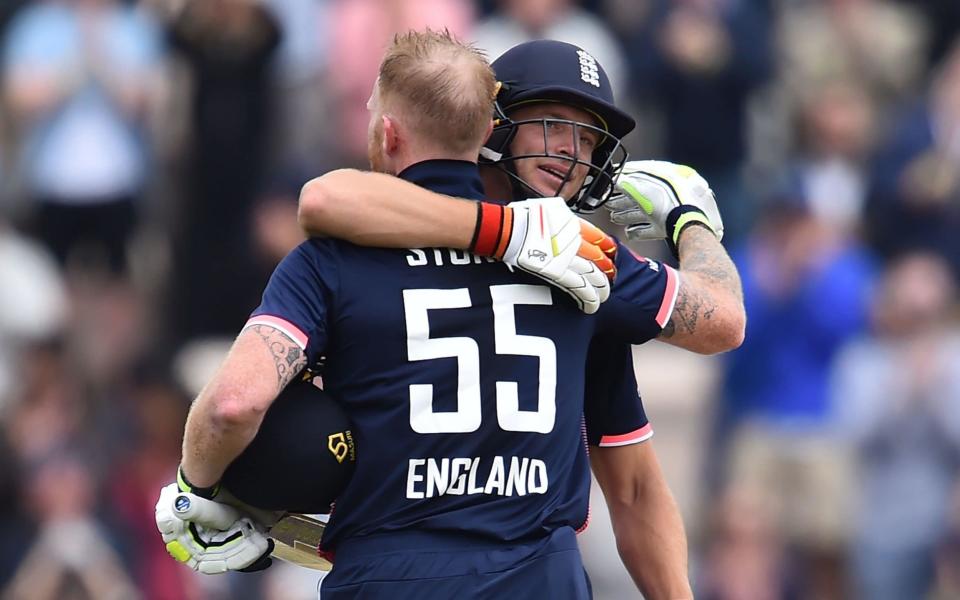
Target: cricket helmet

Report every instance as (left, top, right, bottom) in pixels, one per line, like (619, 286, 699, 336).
(222, 375, 356, 514)
(482, 40, 635, 211)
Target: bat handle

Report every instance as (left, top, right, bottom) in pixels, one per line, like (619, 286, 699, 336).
(172, 493, 242, 530)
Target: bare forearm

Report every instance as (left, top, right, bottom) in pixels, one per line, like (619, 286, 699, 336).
(609, 488, 691, 599)
(181, 326, 307, 487)
(592, 445, 692, 599)
(180, 390, 265, 488)
(659, 225, 745, 353)
(298, 169, 477, 248)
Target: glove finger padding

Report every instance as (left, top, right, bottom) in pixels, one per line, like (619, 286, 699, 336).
(624, 223, 661, 242)
(554, 256, 601, 314)
(603, 193, 641, 213)
(237, 540, 275, 573)
(156, 483, 183, 538)
(577, 220, 617, 278)
(609, 208, 654, 228)
(576, 259, 611, 305)
(155, 483, 274, 575)
(607, 160, 724, 252)
(576, 239, 615, 280)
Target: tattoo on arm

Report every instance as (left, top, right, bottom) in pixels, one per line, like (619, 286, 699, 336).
(249, 324, 308, 391)
(661, 225, 742, 339)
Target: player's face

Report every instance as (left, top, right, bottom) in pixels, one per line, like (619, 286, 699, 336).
(507, 103, 602, 201)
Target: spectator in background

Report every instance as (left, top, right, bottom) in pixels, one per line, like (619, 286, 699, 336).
(698, 484, 804, 600)
(327, 0, 474, 165)
(778, 0, 927, 118)
(2, 454, 139, 600)
(164, 0, 281, 344)
(2, 0, 162, 278)
(259, 0, 335, 175)
(867, 39, 960, 279)
(833, 251, 960, 600)
(105, 374, 200, 599)
(787, 78, 877, 236)
(472, 0, 626, 96)
(716, 185, 875, 599)
(0, 222, 67, 410)
(933, 484, 960, 600)
(622, 0, 773, 243)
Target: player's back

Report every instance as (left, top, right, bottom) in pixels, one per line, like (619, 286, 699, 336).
(251, 160, 676, 598)
(307, 161, 600, 548)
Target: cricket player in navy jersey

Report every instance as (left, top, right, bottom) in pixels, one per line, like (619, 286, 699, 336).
(295, 40, 743, 598)
(161, 33, 742, 599)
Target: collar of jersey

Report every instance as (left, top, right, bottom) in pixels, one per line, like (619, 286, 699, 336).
(397, 160, 486, 201)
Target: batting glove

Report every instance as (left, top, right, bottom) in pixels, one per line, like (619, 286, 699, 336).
(469, 197, 617, 314)
(606, 161, 723, 257)
(155, 483, 274, 574)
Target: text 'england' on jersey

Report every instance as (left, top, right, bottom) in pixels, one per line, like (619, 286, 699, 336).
(249, 161, 675, 548)
(251, 237, 672, 548)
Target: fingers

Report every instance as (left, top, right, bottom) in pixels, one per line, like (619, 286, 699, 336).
(604, 194, 637, 212)
(182, 520, 274, 574)
(564, 256, 608, 312)
(577, 220, 617, 284)
(609, 208, 652, 227)
(577, 261, 610, 304)
(624, 223, 661, 242)
(238, 539, 275, 573)
(577, 239, 615, 282)
(578, 220, 617, 257)
(156, 484, 183, 538)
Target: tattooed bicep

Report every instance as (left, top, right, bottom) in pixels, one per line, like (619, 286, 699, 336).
(658, 277, 718, 340)
(246, 324, 308, 391)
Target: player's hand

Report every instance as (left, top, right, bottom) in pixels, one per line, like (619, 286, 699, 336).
(606, 160, 723, 257)
(470, 197, 617, 314)
(154, 483, 274, 574)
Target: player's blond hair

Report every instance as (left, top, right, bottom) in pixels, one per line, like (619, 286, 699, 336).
(378, 29, 496, 155)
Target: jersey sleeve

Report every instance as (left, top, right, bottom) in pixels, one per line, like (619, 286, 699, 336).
(583, 339, 653, 447)
(596, 242, 679, 343)
(245, 239, 339, 365)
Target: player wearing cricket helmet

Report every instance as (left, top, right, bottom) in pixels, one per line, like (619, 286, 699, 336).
(481, 40, 632, 211)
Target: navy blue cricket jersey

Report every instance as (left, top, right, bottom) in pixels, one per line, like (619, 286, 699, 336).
(247, 160, 677, 549)
(583, 340, 653, 448)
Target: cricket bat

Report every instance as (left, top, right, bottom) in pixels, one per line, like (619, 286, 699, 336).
(173, 491, 333, 571)
(267, 513, 332, 571)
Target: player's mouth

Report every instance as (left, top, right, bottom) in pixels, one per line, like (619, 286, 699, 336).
(538, 163, 572, 187)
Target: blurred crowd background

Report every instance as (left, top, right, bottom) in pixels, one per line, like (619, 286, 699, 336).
(1, 0, 960, 598)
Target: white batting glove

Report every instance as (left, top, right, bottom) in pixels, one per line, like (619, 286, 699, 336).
(606, 161, 723, 256)
(155, 483, 274, 575)
(469, 197, 617, 314)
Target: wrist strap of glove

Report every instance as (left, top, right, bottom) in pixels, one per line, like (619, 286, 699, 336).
(666, 205, 715, 258)
(177, 465, 220, 500)
(469, 202, 514, 259)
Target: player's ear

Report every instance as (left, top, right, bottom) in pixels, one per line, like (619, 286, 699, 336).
(382, 115, 399, 155)
(483, 119, 494, 145)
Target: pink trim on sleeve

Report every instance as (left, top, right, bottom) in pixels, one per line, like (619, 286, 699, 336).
(243, 315, 308, 350)
(598, 424, 654, 447)
(655, 266, 680, 329)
